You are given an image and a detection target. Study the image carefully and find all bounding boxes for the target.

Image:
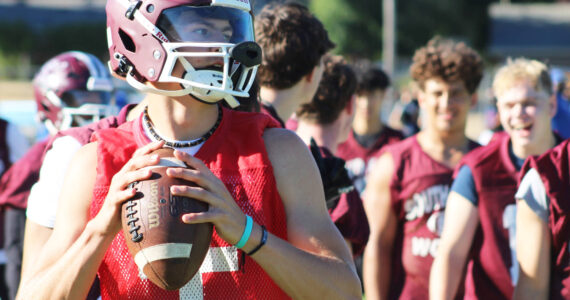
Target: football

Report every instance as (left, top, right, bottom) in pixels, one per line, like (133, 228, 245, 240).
(121, 148, 212, 290)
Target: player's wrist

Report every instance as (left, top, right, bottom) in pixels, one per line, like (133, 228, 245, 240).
(240, 222, 264, 254)
(85, 218, 120, 241)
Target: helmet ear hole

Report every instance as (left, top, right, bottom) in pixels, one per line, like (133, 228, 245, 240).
(119, 29, 136, 53)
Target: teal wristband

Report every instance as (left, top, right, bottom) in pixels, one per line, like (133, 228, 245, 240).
(235, 215, 253, 249)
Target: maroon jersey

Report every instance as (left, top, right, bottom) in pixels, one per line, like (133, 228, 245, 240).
(260, 102, 285, 128)
(386, 135, 479, 300)
(0, 104, 134, 210)
(455, 132, 518, 299)
(337, 127, 404, 194)
(521, 139, 570, 299)
(319, 146, 369, 257)
(0, 139, 48, 210)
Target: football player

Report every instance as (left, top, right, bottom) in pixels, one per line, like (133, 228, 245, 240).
(337, 61, 404, 197)
(514, 70, 570, 300)
(17, 1, 360, 299)
(430, 58, 561, 300)
(0, 51, 122, 300)
(362, 37, 483, 300)
(294, 54, 369, 258)
(255, 2, 334, 127)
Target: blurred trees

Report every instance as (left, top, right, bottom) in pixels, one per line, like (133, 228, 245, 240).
(310, 0, 555, 61)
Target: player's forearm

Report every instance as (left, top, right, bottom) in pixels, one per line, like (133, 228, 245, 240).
(429, 249, 465, 300)
(17, 220, 114, 300)
(513, 277, 549, 300)
(248, 226, 361, 300)
(363, 241, 391, 300)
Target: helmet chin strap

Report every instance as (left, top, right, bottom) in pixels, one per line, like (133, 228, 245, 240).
(126, 70, 194, 97)
(126, 65, 240, 108)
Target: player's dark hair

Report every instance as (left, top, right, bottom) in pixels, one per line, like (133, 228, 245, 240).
(353, 60, 391, 95)
(255, 2, 335, 89)
(296, 54, 356, 125)
(410, 36, 483, 94)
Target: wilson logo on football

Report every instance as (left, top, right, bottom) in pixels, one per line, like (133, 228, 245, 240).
(148, 181, 160, 229)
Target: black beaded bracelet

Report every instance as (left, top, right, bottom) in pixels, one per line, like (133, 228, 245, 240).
(247, 225, 267, 256)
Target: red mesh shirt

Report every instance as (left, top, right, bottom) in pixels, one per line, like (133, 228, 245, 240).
(90, 107, 290, 299)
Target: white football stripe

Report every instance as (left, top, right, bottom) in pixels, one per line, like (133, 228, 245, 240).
(139, 158, 187, 172)
(134, 243, 193, 269)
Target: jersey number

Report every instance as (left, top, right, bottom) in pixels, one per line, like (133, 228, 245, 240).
(502, 204, 519, 285)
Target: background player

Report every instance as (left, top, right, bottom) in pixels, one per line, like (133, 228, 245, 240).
(294, 54, 369, 258)
(0, 51, 117, 300)
(255, 2, 334, 127)
(337, 60, 403, 197)
(430, 58, 561, 300)
(514, 88, 570, 298)
(0, 103, 30, 300)
(18, 1, 361, 299)
(362, 36, 483, 300)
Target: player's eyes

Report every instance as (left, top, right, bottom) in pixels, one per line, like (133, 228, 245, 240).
(192, 27, 210, 37)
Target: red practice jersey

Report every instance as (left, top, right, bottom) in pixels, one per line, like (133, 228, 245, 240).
(90, 107, 291, 299)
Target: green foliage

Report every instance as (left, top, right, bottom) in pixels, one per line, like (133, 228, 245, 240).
(0, 20, 106, 79)
(311, 0, 382, 60)
(0, 21, 35, 54)
(34, 23, 108, 65)
(310, 0, 556, 61)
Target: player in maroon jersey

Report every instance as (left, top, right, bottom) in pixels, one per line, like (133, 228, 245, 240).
(0, 51, 120, 300)
(515, 140, 570, 300)
(515, 109, 570, 297)
(430, 58, 561, 300)
(337, 60, 404, 196)
(294, 54, 369, 257)
(255, 2, 334, 127)
(362, 36, 483, 300)
(18, 1, 360, 299)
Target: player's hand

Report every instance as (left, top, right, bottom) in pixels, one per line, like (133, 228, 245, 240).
(169, 150, 248, 245)
(94, 141, 164, 236)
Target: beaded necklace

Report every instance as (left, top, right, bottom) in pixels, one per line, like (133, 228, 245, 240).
(142, 105, 222, 148)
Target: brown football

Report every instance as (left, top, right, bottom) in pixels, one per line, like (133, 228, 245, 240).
(121, 148, 212, 290)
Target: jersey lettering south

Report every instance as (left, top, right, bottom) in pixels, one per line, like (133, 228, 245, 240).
(386, 136, 478, 300)
(90, 108, 290, 299)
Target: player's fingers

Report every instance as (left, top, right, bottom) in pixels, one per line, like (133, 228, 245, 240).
(132, 141, 165, 157)
(122, 152, 161, 173)
(115, 187, 138, 204)
(173, 150, 210, 173)
(120, 168, 154, 190)
(170, 185, 216, 205)
(180, 212, 214, 224)
(166, 168, 212, 190)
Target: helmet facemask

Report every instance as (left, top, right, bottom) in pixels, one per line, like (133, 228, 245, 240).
(34, 51, 116, 135)
(117, 2, 261, 108)
(45, 89, 117, 132)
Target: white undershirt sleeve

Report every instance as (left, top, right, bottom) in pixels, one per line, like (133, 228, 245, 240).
(515, 168, 549, 222)
(26, 136, 83, 228)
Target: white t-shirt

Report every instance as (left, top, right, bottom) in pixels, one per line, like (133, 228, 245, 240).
(515, 168, 549, 222)
(26, 136, 82, 228)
